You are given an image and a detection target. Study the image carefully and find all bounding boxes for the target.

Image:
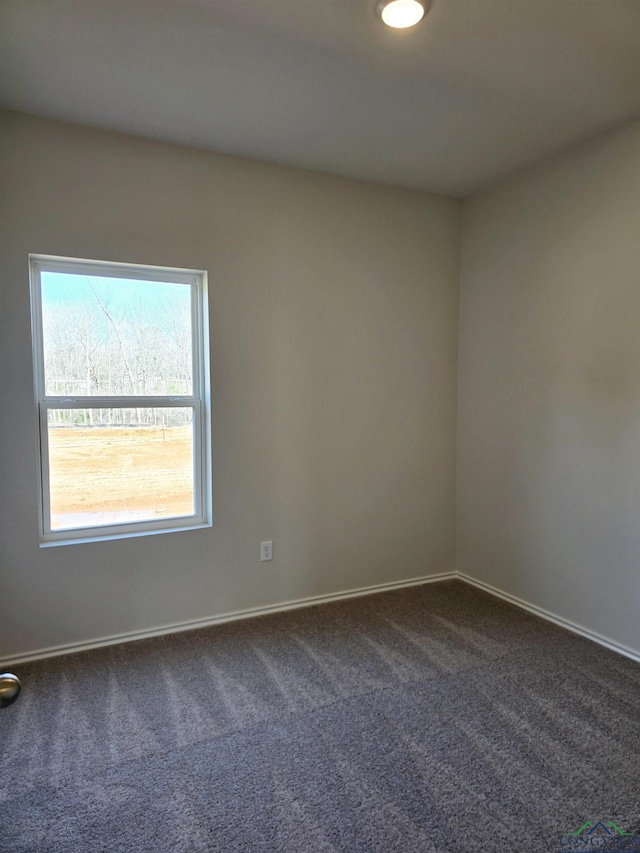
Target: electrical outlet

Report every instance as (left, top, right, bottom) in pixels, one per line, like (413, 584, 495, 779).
(260, 540, 273, 562)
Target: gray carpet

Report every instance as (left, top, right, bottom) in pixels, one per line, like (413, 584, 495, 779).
(1, 580, 639, 852)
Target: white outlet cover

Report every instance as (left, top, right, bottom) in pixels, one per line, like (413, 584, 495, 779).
(260, 541, 273, 561)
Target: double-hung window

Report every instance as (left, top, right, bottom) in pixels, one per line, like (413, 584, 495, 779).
(30, 255, 211, 544)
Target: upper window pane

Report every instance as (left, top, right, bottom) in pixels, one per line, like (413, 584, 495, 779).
(41, 272, 193, 396)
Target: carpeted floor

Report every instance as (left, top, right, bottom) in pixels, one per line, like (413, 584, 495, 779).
(1, 580, 639, 852)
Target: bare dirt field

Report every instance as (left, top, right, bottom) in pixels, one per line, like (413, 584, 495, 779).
(48, 426, 194, 527)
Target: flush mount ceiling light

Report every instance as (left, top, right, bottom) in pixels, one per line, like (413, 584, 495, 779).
(376, 0, 429, 29)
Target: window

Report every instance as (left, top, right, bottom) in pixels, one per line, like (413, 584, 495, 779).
(29, 255, 211, 544)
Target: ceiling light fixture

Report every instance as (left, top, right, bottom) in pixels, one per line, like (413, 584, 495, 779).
(376, 0, 428, 29)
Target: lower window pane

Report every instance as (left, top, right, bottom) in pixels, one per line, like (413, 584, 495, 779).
(47, 408, 195, 531)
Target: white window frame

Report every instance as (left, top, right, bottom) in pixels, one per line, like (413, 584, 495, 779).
(29, 254, 212, 546)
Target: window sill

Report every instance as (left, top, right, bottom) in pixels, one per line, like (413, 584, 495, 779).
(39, 518, 212, 547)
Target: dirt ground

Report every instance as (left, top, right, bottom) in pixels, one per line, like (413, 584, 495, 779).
(48, 425, 194, 525)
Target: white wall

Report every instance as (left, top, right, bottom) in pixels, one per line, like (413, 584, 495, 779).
(0, 111, 461, 660)
(457, 121, 640, 655)
(3, 111, 636, 664)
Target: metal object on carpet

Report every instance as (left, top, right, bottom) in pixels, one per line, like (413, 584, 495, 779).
(0, 673, 21, 708)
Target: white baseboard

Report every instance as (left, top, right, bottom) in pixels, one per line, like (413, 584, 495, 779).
(4, 569, 638, 668)
(457, 572, 640, 664)
(1, 571, 456, 667)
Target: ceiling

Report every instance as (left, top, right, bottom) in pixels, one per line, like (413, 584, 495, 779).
(0, 0, 638, 196)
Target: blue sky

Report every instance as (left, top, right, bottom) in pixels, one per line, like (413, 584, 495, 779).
(41, 272, 190, 313)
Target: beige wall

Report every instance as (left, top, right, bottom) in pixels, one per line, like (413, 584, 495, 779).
(0, 111, 461, 660)
(457, 121, 640, 654)
(2, 110, 637, 663)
